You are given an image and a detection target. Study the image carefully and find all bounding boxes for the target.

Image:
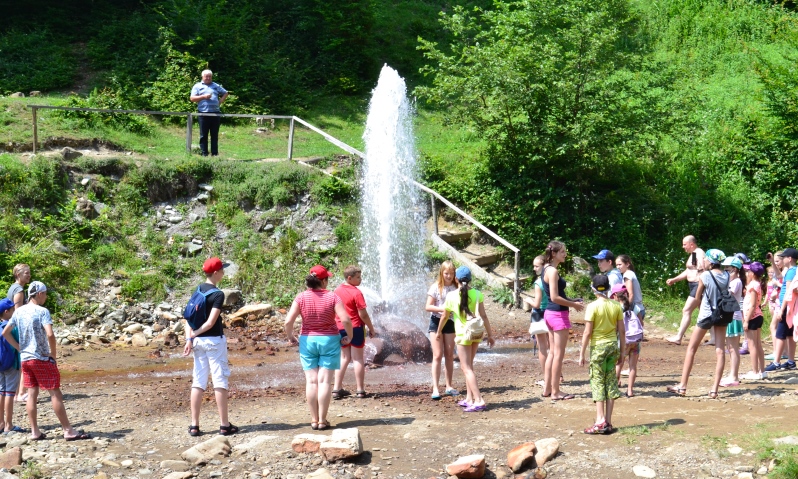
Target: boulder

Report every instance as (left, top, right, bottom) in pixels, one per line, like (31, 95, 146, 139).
(0, 447, 22, 469)
(507, 442, 537, 473)
(319, 428, 363, 461)
(232, 435, 278, 453)
(229, 303, 272, 321)
(533, 438, 559, 466)
(131, 333, 148, 347)
(292, 433, 327, 454)
(364, 317, 432, 364)
(222, 289, 242, 308)
(445, 454, 486, 479)
(181, 435, 231, 465)
(61, 147, 83, 161)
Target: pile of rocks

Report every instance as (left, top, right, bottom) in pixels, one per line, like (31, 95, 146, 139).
(445, 437, 559, 479)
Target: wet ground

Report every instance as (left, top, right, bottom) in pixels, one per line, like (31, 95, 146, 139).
(46, 308, 798, 479)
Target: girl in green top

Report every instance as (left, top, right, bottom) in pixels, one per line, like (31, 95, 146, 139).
(437, 266, 495, 412)
(530, 255, 550, 387)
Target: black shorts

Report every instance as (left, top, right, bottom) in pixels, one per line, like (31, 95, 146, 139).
(340, 325, 365, 348)
(697, 315, 730, 330)
(775, 318, 794, 340)
(688, 281, 699, 298)
(747, 315, 764, 331)
(428, 314, 456, 334)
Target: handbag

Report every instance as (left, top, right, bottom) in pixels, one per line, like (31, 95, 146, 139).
(463, 302, 485, 341)
(706, 272, 739, 326)
(529, 308, 549, 335)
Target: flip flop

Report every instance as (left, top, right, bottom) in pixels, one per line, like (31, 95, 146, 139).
(431, 394, 442, 401)
(457, 399, 470, 407)
(463, 404, 486, 412)
(444, 388, 460, 396)
(64, 432, 91, 441)
(31, 433, 47, 441)
(551, 394, 575, 401)
(7, 426, 24, 433)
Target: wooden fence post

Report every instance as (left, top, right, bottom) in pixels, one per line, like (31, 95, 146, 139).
(287, 117, 295, 160)
(186, 113, 193, 154)
(31, 107, 38, 154)
(431, 194, 439, 237)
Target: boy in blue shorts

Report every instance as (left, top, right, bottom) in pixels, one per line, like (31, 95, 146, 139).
(0, 298, 24, 433)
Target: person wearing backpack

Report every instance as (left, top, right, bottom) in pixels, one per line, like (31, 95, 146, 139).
(0, 298, 24, 433)
(2, 282, 90, 441)
(667, 249, 734, 399)
(182, 257, 237, 437)
(437, 266, 495, 412)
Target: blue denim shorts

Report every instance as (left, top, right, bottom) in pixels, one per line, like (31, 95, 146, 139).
(299, 335, 341, 370)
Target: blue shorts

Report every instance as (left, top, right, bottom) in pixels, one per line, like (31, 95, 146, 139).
(299, 335, 341, 370)
(340, 325, 365, 348)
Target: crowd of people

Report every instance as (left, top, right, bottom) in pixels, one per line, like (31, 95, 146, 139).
(6, 235, 797, 437)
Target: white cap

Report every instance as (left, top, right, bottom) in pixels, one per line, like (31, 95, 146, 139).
(27, 281, 47, 296)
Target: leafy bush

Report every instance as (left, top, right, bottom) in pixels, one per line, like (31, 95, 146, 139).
(0, 155, 68, 209)
(0, 30, 75, 93)
(312, 175, 354, 205)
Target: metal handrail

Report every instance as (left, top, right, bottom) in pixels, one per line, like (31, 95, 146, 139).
(25, 104, 522, 303)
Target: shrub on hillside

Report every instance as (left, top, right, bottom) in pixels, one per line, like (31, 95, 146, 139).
(0, 30, 75, 93)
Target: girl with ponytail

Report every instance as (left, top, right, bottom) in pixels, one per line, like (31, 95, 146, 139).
(437, 266, 494, 412)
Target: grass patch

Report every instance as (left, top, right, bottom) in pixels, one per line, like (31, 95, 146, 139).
(741, 424, 798, 479)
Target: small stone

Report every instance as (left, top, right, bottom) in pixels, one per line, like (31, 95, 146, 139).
(773, 435, 798, 445)
(737, 473, 753, 479)
(168, 215, 183, 224)
(199, 183, 214, 192)
(158, 302, 173, 311)
(727, 446, 743, 455)
(756, 466, 768, 475)
(192, 238, 203, 245)
(633, 465, 656, 478)
(30, 91, 41, 97)
(10, 92, 25, 98)
(123, 323, 144, 334)
(188, 213, 200, 224)
(160, 460, 191, 471)
(61, 147, 82, 160)
(184, 242, 203, 256)
(195, 193, 210, 202)
(131, 333, 148, 347)
(81, 178, 91, 186)
(735, 466, 754, 473)
(121, 459, 134, 467)
(163, 473, 194, 479)
(306, 468, 334, 479)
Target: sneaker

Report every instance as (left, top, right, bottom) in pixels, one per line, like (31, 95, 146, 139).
(620, 369, 630, 377)
(762, 371, 768, 379)
(741, 371, 760, 381)
(739, 346, 749, 355)
(785, 361, 797, 370)
(764, 362, 783, 372)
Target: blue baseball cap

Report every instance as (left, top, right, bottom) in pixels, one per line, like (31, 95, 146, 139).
(455, 266, 472, 282)
(0, 298, 14, 315)
(592, 249, 615, 261)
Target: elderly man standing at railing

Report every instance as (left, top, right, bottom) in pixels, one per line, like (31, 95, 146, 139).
(190, 69, 229, 157)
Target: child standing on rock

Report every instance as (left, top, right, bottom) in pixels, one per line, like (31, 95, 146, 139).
(437, 266, 495, 412)
(579, 275, 625, 434)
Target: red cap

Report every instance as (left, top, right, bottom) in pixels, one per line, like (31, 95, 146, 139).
(309, 265, 331, 280)
(203, 257, 228, 274)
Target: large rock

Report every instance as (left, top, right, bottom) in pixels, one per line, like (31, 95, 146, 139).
(320, 428, 363, 461)
(445, 454, 486, 479)
(292, 433, 327, 454)
(533, 438, 559, 466)
(222, 289, 242, 308)
(229, 303, 272, 321)
(61, 147, 83, 161)
(507, 442, 537, 473)
(364, 317, 432, 364)
(232, 435, 278, 453)
(181, 435, 231, 465)
(0, 447, 22, 469)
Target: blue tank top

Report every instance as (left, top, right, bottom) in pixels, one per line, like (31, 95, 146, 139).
(541, 266, 568, 312)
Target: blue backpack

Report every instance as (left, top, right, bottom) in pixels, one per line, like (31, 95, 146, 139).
(183, 287, 220, 330)
(0, 321, 17, 371)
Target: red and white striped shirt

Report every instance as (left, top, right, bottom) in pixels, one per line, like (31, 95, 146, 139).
(294, 289, 341, 336)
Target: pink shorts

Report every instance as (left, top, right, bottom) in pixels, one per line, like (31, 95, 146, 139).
(544, 310, 571, 332)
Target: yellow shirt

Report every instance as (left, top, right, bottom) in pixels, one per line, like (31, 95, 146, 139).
(585, 298, 622, 345)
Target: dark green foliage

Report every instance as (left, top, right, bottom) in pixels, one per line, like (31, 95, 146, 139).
(311, 175, 354, 205)
(56, 87, 155, 135)
(0, 155, 68, 209)
(0, 30, 75, 94)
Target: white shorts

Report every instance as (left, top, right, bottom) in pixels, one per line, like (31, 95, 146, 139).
(191, 336, 231, 390)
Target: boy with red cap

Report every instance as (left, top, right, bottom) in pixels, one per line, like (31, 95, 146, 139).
(183, 257, 238, 436)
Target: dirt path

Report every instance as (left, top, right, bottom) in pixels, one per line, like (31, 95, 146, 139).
(19, 312, 798, 479)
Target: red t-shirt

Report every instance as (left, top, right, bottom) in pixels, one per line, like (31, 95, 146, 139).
(293, 289, 341, 336)
(334, 283, 367, 329)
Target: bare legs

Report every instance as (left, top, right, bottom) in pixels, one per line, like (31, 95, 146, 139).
(190, 387, 230, 428)
(545, 329, 569, 398)
(304, 368, 334, 425)
(669, 297, 699, 344)
(676, 325, 727, 393)
(535, 333, 550, 382)
(430, 332, 456, 396)
(333, 347, 352, 392)
(27, 387, 80, 439)
(457, 343, 484, 406)
(595, 397, 615, 426)
(745, 328, 764, 375)
(616, 347, 639, 396)
(724, 335, 741, 382)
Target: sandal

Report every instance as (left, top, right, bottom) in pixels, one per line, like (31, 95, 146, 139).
(311, 422, 318, 430)
(219, 424, 239, 436)
(666, 385, 686, 396)
(331, 389, 350, 400)
(584, 422, 608, 435)
(708, 391, 719, 400)
(355, 391, 369, 398)
(604, 423, 615, 434)
(65, 431, 92, 441)
(317, 420, 330, 431)
(188, 425, 201, 437)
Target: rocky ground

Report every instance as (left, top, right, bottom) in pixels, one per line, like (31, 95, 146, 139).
(0, 302, 796, 479)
